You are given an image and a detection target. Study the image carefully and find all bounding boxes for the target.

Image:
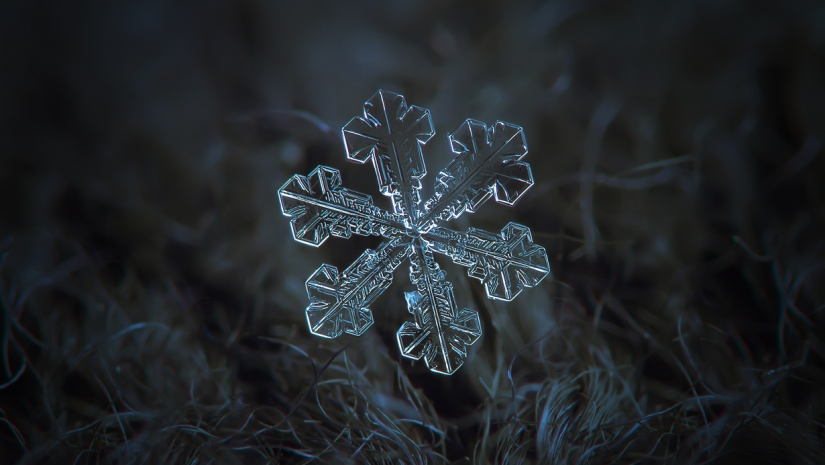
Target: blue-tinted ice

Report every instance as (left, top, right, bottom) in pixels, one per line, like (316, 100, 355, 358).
(279, 90, 551, 375)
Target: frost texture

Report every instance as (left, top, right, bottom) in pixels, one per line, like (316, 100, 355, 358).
(279, 90, 551, 375)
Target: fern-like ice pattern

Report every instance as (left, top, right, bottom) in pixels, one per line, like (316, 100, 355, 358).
(279, 90, 551, 375)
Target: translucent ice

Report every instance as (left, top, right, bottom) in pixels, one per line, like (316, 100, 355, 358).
(279, 90, 551, 375)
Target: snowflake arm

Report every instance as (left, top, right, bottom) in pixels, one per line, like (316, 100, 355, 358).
(417, 120, 534, 232)
(306, 237, 411, 338)
(396, 237, 482, 375)
(342, 90, 434, 226)
(278, 166, 406, 245)
(424, 223, 551, 301)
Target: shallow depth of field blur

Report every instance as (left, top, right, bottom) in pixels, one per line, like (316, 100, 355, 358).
(1, 1, 824, 463)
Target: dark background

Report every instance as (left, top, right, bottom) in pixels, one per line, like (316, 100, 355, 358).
(1, 1, 824, 463)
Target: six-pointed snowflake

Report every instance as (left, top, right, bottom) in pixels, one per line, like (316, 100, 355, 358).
(278, 90, 551, 375)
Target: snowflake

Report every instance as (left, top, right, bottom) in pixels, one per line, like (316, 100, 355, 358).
(278, 90, 551, 375)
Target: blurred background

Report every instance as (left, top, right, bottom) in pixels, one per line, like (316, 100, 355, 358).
(1, 0, 824, 463)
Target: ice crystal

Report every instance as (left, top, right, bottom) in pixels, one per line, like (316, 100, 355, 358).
(279, 90, 551, 374)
